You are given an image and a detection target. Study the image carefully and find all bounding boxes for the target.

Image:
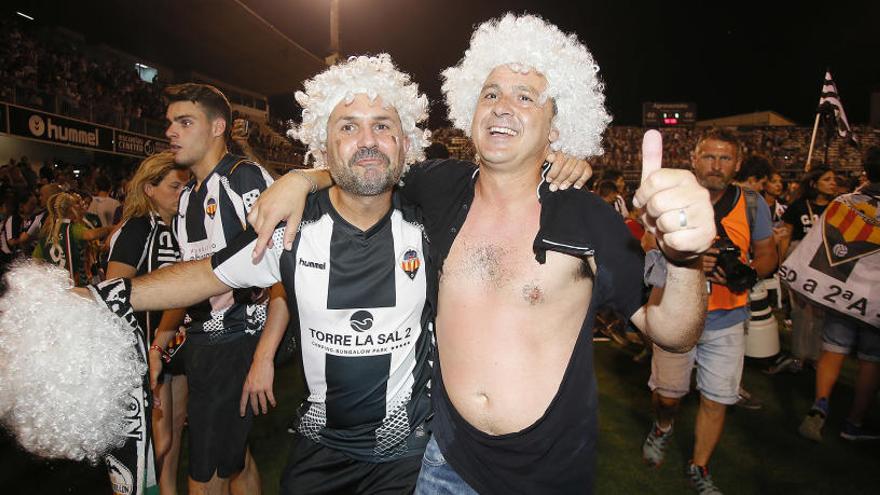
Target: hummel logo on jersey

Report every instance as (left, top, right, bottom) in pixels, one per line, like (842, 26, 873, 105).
(350, 310, 374, 332)
(299, 258, 326, 270)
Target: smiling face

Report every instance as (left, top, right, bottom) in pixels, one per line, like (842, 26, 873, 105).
(164, 101, 223, 167)
(324, 94, 409, 196)
(470, 65, 558, 171)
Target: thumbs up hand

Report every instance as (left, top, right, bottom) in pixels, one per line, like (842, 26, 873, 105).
(632, 130, 715, 262)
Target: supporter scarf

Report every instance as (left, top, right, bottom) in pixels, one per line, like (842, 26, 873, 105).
(780, 187, 880, 328)
(90, 277, 159, 495)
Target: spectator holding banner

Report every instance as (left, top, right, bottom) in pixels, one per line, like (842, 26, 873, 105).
(768, 167, 837, 374)
(785, 147, 880, 442)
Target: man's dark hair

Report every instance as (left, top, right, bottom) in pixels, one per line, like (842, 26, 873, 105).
(597, 179, 618, 199)
(864, 146, 880, 183)
(736, 155, 772, 182)
(600, 168, 624, 182)
(695, 128, 742, 159)
(164, 83, 232, 142)
(425, 142, 450, 160)
(94, 174, 112, 193)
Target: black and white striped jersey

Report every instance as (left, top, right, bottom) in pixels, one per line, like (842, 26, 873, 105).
(0, 214, 24, 256)
(107, 212, 180, 339)
(175, 153, 274, 343)
(212, 190, 433, 462)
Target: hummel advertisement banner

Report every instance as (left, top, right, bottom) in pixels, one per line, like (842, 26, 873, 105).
(1, 103, 169, 159)
(7, 104, 115, 152)
(115, 130, 170, 158)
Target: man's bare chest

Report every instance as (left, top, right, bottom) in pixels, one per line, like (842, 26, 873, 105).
(441, 221, 588, 306)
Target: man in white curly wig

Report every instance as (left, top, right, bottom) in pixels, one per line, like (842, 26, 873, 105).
(71, 54, 438, 494)
(244, 14, 715, 494)
(401, 14, 714, 494)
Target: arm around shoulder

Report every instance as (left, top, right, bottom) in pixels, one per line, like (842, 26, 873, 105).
(130, 258, 229, 312)
(247, 168, 333, 258)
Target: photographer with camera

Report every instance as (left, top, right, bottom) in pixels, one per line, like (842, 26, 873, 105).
(642, 129, 777, 494)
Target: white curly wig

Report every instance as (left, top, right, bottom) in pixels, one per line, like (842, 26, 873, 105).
(0, 261, 144, 462)
(291, 54, 431, 171)
(442, 13, 611, 158)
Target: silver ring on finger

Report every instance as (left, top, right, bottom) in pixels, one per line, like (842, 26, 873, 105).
(678, 208, 687, 228)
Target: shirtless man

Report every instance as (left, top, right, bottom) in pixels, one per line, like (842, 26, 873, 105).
(247, 15, 715, 493)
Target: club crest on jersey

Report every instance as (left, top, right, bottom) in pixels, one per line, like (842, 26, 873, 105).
(399, 248, 420, 280)
(205, 197, 217, 219)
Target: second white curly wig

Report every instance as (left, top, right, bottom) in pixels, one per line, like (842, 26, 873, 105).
(291, 54, 431, 171)
(442, 13, 611, 158)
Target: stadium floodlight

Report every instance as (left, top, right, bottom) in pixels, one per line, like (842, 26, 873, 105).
(16, 11, 35, 21)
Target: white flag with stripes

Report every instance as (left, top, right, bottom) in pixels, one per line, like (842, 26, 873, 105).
(818, 71, 855, 142)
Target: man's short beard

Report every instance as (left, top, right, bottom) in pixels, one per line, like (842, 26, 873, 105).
(697, 175, 731, 192)
(331, 147, 402, 196)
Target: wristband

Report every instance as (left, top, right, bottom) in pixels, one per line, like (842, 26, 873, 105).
(658, 246, 701, 267)
(289, 169, 317, 194)
(149, 344, 171, 364)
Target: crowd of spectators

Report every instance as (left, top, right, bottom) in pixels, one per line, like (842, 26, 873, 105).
(0, 16, 300, 166)
(232, 113, 305, 166)
(430, 124, 879, 195)
(0, 18, 166, 133)
(591, 125, 879, 177)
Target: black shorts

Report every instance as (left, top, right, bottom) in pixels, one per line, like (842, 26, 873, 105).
(281, 434, 421, 495)
(184, 333, 258, 482)
(164, 343, 186, 376)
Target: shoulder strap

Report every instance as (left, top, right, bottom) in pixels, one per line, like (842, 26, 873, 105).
(742, 187, 759, 232)
(138, 216, 159, 272)
(713, 185, 740, 237)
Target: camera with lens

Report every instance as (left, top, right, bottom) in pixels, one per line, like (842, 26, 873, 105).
(710, 236, 757, 293)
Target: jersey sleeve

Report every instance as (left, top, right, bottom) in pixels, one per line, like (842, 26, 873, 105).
(536, 189, 646, 319)
(228, 161, 274, 214)
(751, 196, 773, 241)
(107, 217, 151, 269)
(211, 225, 286, 289)
(594, 206, 645, 319)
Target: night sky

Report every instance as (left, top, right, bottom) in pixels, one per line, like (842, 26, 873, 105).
(14, 0, 880, 128)
(249, 0, 879, 128)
